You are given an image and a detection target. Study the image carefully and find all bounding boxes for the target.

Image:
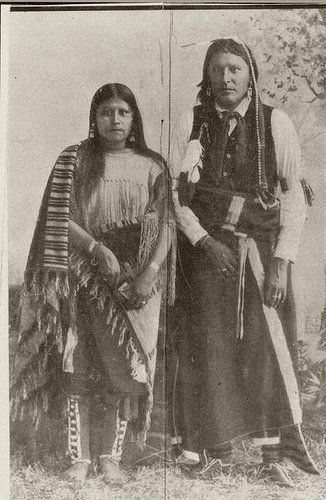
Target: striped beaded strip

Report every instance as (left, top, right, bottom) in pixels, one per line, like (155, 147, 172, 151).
(67, 396, 82, 463)
(99, 408, 128, 464)
(111, 408, 128, 463)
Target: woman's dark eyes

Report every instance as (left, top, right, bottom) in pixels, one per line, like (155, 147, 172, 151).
(100, 109, 130, 116)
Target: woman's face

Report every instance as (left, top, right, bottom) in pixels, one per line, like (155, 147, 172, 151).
(208, 51, 251, 110)
(96, 97, 133, 150)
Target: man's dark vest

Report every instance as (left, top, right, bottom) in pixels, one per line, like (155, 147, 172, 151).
(184, 102, 280, 236)
(189, 102, 278, 195)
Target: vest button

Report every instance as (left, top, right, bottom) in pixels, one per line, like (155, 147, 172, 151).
(222, 171, 228, 177)
(226, 153, 231, 159)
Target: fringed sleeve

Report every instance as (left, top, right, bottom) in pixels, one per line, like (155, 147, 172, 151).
(139, 159, 177, 305)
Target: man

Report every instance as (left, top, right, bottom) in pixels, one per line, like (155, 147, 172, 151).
(169, 37, 317, 487)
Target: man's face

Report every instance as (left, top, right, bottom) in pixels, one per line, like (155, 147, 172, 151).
(208, 51, 251, 110)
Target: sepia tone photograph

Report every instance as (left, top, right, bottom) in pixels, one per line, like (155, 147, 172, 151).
(3, 2, 326, 498)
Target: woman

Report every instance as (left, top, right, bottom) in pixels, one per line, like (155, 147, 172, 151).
(169, 38, 317, 487)
(11, 83, 175, 484)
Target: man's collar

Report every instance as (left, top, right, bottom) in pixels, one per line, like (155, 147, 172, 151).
(215, 96, 251, 118)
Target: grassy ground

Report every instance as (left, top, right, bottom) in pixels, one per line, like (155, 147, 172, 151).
(9, 286, 326, 498)
(10, 436, 326, 499)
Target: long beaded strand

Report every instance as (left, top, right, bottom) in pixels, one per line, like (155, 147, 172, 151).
(239, 42, 266, 191)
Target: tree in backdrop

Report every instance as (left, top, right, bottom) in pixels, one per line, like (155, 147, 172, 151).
(248, 8, 326, 104)
(250, 8, 326, 439)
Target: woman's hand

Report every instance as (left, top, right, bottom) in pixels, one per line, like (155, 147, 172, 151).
(95, 244, 121, 287)
(264, 257, 289, 308)
(128, 266, 158, 309)
(198, 235, 237, 279)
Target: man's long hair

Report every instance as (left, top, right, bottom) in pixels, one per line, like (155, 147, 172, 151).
(195, 38, 270, 196)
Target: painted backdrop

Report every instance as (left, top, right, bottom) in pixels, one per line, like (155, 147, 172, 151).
(8, 7, 326, 324)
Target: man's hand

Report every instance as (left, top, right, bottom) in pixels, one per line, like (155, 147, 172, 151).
(198, 235, 237, 278)
(264, 257, 289, 308)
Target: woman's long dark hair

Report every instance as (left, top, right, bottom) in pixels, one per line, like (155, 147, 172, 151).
(76, 83, 165, 203)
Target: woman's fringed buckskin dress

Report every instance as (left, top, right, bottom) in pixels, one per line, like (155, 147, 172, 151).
(10, 84, 176, 476)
